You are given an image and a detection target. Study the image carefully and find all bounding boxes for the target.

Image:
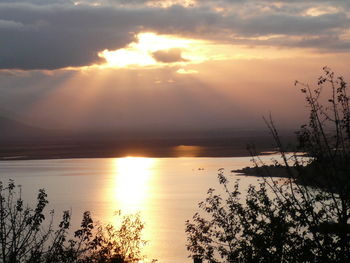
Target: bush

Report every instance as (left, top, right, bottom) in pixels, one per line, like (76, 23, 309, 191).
(186, 67, 350, 262)
(0, 180, 146, 263)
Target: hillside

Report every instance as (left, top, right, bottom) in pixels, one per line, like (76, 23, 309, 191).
(0, 115, 47, 140)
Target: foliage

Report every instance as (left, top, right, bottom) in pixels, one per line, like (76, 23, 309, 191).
(0, 180, 146, 263)
(186, 67, 350, 262)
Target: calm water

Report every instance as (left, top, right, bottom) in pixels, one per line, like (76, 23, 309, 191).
(0, 156, 275, 263)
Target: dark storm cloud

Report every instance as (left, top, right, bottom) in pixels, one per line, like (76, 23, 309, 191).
(0, 4, 220, 70)
(0, 4, 139, 70)
(0, 0, 349, 70)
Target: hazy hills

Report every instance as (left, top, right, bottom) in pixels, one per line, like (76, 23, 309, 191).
(0, 115, 48, 139)
(0, 113, 296, 160)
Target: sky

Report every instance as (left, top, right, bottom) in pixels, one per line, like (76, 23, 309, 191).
(1, 0, 350, 132)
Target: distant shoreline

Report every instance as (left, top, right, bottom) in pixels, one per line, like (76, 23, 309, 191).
(0, 149, 269, 161)
(0, 133, 291, 161)
(0, 144, 275, 161)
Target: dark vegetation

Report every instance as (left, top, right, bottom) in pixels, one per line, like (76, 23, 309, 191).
(233, 164, 294, 178)
(233, 162, 339, 190)
(0, 180, 146, 263)
(186, 67, 350, 262)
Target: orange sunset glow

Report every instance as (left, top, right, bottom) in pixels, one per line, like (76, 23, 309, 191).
(1, 0, 349, 133)
(1, 0, 350, 262)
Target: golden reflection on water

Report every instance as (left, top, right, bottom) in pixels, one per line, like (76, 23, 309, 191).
(112, 157, 157, 214)
(108, 157, 158, 261)
(173, 145, 203, 157)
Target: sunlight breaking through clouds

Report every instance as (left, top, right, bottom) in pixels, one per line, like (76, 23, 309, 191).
(304, 6, 340, 17)
(146, 0, 197, 8)
(97, 31, 311, 71)
(98, 32, 206, 68)
(1, 0, 350, 70)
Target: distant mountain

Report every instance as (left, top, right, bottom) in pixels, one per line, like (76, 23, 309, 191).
(0, 109, 296, 159)
(0, 115, 47, 140)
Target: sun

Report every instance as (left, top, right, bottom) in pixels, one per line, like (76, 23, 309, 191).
(98, 32, 200, 68)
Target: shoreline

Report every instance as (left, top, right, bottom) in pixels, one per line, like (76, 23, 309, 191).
(0, 135, 285, 161)
(0, 145, 276, 161)
(0, 150, 269, 161)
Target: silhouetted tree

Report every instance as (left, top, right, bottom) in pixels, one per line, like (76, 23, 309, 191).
(186, 67, 350, 262)
(0, 180, 146, 263)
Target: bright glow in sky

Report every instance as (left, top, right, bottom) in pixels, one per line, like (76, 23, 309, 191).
(146, 0, 196, 8)
(2, 0, 350, 132)
(304, 6, 340, 17)
(97, 32, 313, 70)
(98, 32, 200, 68)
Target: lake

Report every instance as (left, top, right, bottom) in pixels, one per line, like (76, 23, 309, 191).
(0, 156, 275, 263)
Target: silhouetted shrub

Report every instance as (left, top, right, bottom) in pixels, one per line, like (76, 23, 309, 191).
(186, 67, 350, 262)
(0, 180, 146, 263)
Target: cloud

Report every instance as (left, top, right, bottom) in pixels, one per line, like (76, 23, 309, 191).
(0, 5, 137, 69)
(0, 0, 349, 70)
(152, 48, 188, 63)
(229, 13, 349, 36)
(0, 4, 221, 70)
(0, 19, 23, 29)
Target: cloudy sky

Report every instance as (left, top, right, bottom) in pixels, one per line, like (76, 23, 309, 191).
(1, 0, 349, 132)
